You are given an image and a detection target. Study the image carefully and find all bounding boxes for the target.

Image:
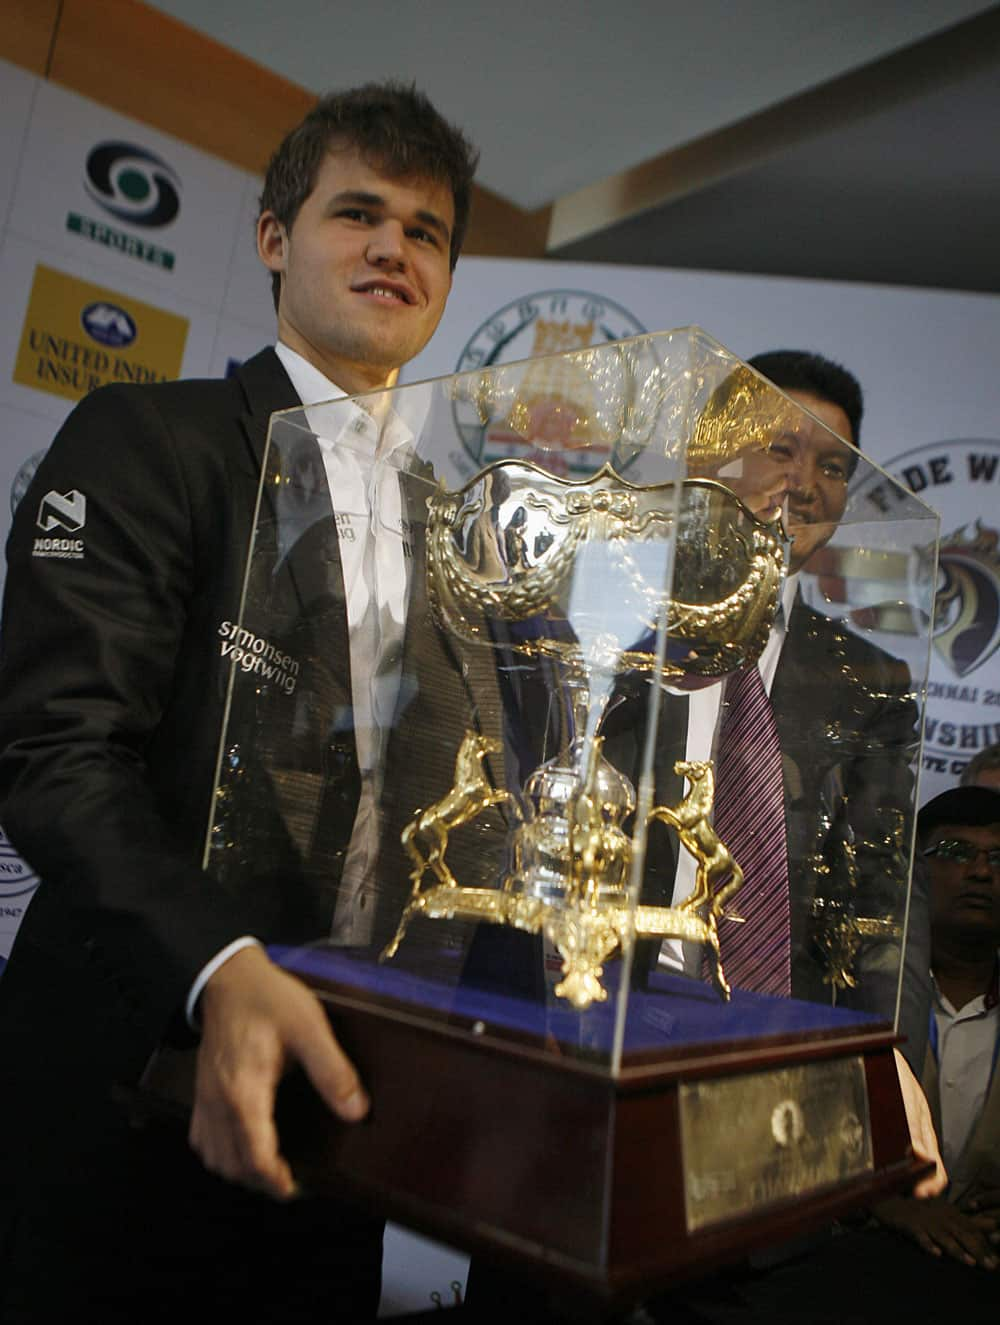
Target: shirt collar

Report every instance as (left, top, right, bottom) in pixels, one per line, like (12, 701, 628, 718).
(275, 341, 414, 465)
(931, 952, 1000, 1014)
(274, 342, 345, 408)
(780, 571, 800, 627)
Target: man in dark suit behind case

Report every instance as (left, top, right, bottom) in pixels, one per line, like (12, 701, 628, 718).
(647, 350, 942, 1168)
(0, 83, 478, 1322)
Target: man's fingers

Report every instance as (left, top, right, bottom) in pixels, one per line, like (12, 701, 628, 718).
(190, 1059, 298, 1199)
(189, 949, 370, 1200)
(967, 1188, 1000, 1213)
(913, 1230, 942, 1257)
(285, 996, 370, 1124)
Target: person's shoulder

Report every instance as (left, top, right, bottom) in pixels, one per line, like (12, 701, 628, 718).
(100, 349, 275, 417)
(55, 348, 282, 448)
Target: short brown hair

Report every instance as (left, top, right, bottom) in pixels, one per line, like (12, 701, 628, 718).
(259, 81, 479, 310)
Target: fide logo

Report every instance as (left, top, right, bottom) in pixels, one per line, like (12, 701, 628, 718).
(84, 141, 181, 228)
(855, 438, 1000, 780)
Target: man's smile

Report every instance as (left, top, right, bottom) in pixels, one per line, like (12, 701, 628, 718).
(352, 278, 415, 305)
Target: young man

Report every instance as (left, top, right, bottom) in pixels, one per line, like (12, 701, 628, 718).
(0, 83, 477, 1322)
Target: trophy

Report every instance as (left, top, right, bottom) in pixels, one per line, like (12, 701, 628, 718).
(189, 328, 940, 1304)
(381, 463, 787, 1007)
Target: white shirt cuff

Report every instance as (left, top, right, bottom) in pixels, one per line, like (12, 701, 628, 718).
(185, 936, 262, 1030)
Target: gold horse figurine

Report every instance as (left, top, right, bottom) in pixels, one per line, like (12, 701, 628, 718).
(646, 760, 744, 998)
(382, 735, 744, 1008)
(382, 731, 514, 959)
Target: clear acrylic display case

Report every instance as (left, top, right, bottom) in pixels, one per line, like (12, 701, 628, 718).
(200, 329, 939, 1298)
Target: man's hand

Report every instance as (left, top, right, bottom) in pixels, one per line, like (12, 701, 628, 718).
(876, 1194, 999, 1270)
(189, 946, 369, 1199)
(894, 1048, 947, 1198)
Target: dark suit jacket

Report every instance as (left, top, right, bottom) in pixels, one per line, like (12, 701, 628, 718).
(0, 349, 316, 1107)
(0, 351, 504, 1321)
(0, 346, 506, 1107)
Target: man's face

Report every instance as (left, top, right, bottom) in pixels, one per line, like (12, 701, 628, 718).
(925, 821, 1000, 943)
(258, 145, 454, 394)
(968, 766, 1000, 793)
(711, 390, 854, 572)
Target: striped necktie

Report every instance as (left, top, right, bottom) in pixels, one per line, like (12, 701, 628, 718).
(712, 662, 791, 996)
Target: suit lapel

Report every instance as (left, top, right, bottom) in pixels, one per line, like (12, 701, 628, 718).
(237, 349, 354, 714)
(234, 347, 301, 470)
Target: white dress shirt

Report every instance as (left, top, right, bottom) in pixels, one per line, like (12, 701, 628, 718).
(931, 959, 1000, 1172)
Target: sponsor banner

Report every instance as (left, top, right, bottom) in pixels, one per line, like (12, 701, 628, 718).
(13, 262, 188, 404)
(219, 174, 278, 330)
(0, 236, 220, 419)
(853, 438, 1000, 802)
(0, 60, 36, 237)
(7, 79, 246, 310)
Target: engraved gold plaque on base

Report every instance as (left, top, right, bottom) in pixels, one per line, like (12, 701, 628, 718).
(680, 1057, 873, 1231)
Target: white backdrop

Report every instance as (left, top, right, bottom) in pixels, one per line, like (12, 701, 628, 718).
(1, 56, 1000, 1314)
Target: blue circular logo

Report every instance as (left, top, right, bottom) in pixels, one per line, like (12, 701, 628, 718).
(84, 141, 181, 228)
(81, 301, 137, 348)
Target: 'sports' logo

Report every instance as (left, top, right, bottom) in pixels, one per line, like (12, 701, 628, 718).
(84, 141, 181, 228)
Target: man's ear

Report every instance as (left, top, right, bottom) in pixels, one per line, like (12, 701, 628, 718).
(257, 210, 287, 274)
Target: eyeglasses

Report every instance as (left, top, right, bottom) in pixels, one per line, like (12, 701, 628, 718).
(923, 838, 1000, 869)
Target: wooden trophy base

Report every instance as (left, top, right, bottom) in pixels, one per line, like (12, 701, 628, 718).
(277, 951, 925, 1308)
(137, 948, 926, 1313)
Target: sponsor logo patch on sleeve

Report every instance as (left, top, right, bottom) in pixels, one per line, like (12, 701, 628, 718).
(33, 489, 86, 559)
